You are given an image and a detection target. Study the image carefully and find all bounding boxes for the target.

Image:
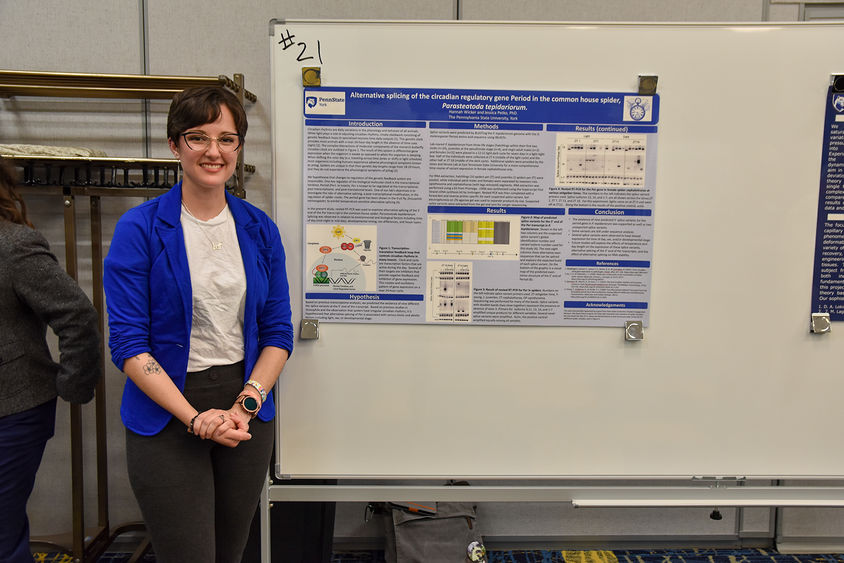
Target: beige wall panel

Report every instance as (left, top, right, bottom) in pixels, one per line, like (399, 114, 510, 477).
(481, 503, 736, 537)
(740, 507, 774, 537)
(778, 481, 844, 549)
(461, 0, 764, 22)
(0, 0, 141, 72)
(767, 4, 801, 20)
(0, 0, 147, 162)
(780, 507, 844, 538)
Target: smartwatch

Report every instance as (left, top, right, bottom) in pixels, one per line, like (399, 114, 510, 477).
(237, 394, 260, 418)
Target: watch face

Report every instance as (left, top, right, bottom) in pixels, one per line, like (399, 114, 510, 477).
(242, 396, 259, 412)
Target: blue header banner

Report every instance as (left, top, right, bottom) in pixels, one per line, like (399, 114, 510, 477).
(430, 122, 544, 131)
(304, 87, 660, 126)
(567, 260, 651, 268)
(306, 293, 425, 302)
(568, 208, 653, 217)
(428, 206, 566, 215)
(547, 124, 658, 133)
(305, 119, 426, 128)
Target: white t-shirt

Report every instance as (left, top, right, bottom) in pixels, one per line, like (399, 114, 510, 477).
(180, 203, 246, 372)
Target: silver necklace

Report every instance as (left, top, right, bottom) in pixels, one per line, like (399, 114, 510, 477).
(182, 201, 224, 250)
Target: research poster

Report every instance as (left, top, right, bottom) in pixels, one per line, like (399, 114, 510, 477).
(302, 87, 660, 326)
(812, 85, 844, 320)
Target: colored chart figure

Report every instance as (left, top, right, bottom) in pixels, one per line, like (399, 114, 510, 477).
(428, 215, 520, 260)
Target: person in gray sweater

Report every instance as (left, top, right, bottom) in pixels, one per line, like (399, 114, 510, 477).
(0, 157, 101, 563)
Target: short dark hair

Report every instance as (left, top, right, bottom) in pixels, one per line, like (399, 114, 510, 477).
(166, 86, 248, 145)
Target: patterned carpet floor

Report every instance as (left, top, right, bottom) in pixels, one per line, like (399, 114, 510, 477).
(489, 550, 844, 563)
(328, 549, 844, 563)
(33, 548, 844, 563)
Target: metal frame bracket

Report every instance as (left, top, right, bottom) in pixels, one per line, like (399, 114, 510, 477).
(300, 318, 320, 340)
(810, 312, 831, 334)
(624, 320, 644, 341)
(302, 67, 321, 87)
(638, 75, 658, 95)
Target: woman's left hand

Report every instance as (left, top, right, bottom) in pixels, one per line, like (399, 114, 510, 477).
(191, 408, 248, 441)
(209, 408, 252, 447)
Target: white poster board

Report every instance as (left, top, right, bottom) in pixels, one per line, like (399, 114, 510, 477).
(270, 20, 844, 478)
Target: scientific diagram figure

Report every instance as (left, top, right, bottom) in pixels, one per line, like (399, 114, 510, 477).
(306, 224, 377, 292)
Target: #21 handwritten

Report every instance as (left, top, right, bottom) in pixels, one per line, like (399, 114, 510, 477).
(278, 28, 323, 64)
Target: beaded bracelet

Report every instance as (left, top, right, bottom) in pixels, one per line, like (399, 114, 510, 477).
(188, 413, 200, 435)
(245, 379, 267, 403)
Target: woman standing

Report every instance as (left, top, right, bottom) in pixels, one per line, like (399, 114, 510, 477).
(104, 87, 294, 562)
(0, 157, 101, 563)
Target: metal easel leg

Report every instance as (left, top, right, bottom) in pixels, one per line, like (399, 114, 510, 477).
(63, 191, 88, 561)
(261, 473, 271, 563)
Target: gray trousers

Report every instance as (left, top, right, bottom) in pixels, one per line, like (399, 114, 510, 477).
(125, 362, 274, 563)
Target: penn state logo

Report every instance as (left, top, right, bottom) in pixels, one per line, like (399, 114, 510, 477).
(833, 94, 844, 113)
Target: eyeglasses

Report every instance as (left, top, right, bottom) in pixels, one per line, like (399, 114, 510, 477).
(180, 132, 242, 153)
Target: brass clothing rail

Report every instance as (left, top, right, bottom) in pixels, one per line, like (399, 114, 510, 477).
(0, 70, 256, 102)
(8, 155, 253, 197)
(7, 155, 181, 190)
(1, 70, 255, 198)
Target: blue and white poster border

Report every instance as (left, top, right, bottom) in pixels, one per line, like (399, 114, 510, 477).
(812, 85, 844, 320)
(301, 86, 660, 327)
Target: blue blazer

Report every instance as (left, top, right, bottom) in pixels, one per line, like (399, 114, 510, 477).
(103, 183, 293, 435)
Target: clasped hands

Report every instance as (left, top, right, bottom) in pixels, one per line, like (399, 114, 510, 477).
(189, 407, 252, 447)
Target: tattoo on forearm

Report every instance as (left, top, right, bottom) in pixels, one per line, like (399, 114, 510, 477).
(141, 358, 162, 376)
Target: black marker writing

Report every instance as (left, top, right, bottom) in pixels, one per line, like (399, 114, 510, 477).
(279, 29, 324, 64)
(278, 28, 296, 50)
(296, 40, 323, 63)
